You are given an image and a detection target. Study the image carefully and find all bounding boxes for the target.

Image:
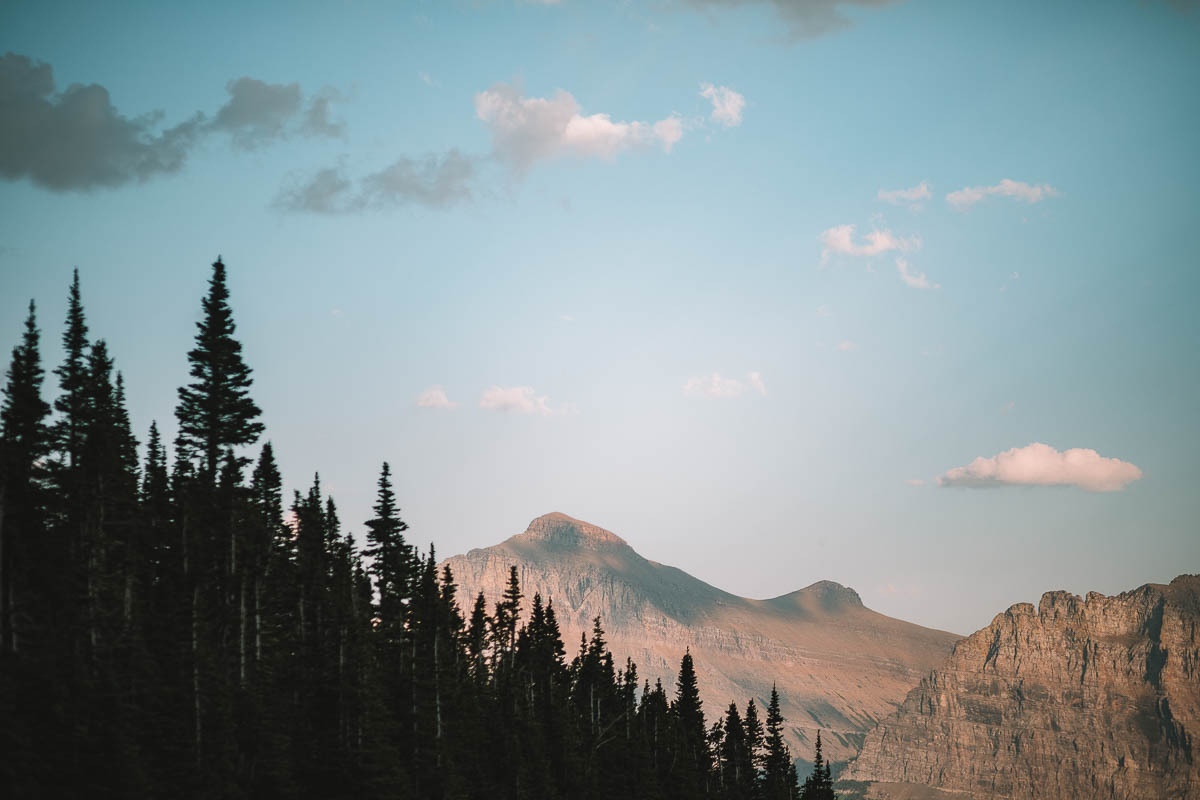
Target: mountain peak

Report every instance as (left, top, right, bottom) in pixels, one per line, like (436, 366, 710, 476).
(766, 580, 864, 613)
(512, 512, 630, 551)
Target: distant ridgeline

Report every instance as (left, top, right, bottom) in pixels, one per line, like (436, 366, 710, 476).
(0, 259, 837, 799)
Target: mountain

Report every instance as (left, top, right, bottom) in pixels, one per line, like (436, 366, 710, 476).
(844, 574, 1200, 799)
(439, 512, 960, 765)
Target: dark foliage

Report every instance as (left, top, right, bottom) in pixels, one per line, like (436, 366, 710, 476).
(0, 260, 823, 799)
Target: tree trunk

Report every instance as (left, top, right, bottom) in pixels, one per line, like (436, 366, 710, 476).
(193, 583, 202, 767)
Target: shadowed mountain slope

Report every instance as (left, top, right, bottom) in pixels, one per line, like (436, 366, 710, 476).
(440, 512, 960, 764)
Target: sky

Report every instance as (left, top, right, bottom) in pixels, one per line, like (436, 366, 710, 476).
(2, 0, 1198, 635)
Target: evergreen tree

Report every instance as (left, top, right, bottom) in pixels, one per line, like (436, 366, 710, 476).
(799, 730, 836, 800)
(762, 685, 794, 800)
(0, 301, 51, 655)
(175, 257, 263, 479)
(671, 649, 712, 798)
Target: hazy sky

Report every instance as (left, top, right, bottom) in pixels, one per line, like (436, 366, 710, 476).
(2, 0, 1198, 634)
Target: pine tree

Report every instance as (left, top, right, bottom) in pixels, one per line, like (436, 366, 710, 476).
(671, 649, 712, 798)
(363, 462, 411, 631)
(744, 697, 765, 798)
(762, 685, 793, 800)
(175, 257, 264, 479)
(52, 269, 89, 470)
(0, 301, 51, 654)
(800, 730, 836, 800)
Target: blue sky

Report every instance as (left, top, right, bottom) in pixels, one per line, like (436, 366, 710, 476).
(2, 0, 1198, 633)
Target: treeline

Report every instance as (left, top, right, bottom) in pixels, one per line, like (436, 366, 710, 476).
(0, 259, 836, 799)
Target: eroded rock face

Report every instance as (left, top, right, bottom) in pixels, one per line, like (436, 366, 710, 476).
(845, 575, 1200, 799)
(440, 512, 960, 766)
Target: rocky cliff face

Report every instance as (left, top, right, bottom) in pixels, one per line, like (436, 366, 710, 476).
(845, 574, 1200, 799)
(440, 512, 960, 766)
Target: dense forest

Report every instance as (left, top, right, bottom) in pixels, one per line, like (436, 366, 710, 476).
(0, 259, 837, 799)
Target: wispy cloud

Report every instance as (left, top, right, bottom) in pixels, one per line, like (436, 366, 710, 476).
(684, 0, 902, 40)
(820, 224, 920, 262)
(937, 442, 1142, 492)
(684, 371, 767, 398)
(479, 385, 570, 416)
(684, 373, 746, 398)
(474, 82, 683, 175)
(877, 181, 930, 209)
(836, 340, 858, 351)
(816, 305, 833, 317)
(275, 150, 476, 213)
(416, 385, 458, 409)
(895, 256, 939, 289)
(700, 83, 745, 127)
(946, 179, 1059, 211)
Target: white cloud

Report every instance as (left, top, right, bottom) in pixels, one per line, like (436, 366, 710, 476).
(816, 305, 833, 317)
(937, 442, 1143, 492)
(474, 82, 683, 174)
(417, 385, 458, 409)
(684, 373, 745, 398)
(946, 179, 1059, 210)
(820, 224, 920, 262)
(877, 181, 930, 208)
(836, 340, 857, 351)
(684, 371, 767, 398)
(479, 385, 567, 416)
(700, 83, 745, 127)
(748, 371, 767, 396)
(905, 478, 926, 486)
(896, 256, 939, 290)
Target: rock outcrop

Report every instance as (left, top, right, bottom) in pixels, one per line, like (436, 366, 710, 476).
(440, 512, 960, 766)
(845, 574, 1200, 799)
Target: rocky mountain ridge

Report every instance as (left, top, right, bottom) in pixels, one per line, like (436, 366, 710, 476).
(845, 574, 1200, 799)
(440, 512, 960, 765)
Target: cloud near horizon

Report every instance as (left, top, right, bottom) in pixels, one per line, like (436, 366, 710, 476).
(416, 385, 458, 409)
(937, 442, 1143, 492)
(474, 82, 683, 174)
(0, 53, 343, 191)
(479, 385, 570, 416)
(946, 179, 1059, 210)
(683, 371, 767, 398)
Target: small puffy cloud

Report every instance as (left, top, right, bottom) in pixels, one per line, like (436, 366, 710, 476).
(210, 77, 302, 149)
(896, 257, 939, 290)
(936, 442, 1143, 492)
(275, 150, 476, 213)
(946, 179, 1059, 211)
(474, 82, 683, 174)
(816, 305, 833, 317)
(905, 479, 926, 486)
(684, 0, 901, 40)
(417, 385, 458, 409)
(877, 181, 930, 208)
(684, 373, 745, 398)
(836, 340, 857, 351)
(0, 52, 203, 191)
(479, 386, 566, 416)
(820, 224, 920, 262)
(700, 83, 745, 127)
(684, 371, 767, 398)
(301, 87, 346, 139)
